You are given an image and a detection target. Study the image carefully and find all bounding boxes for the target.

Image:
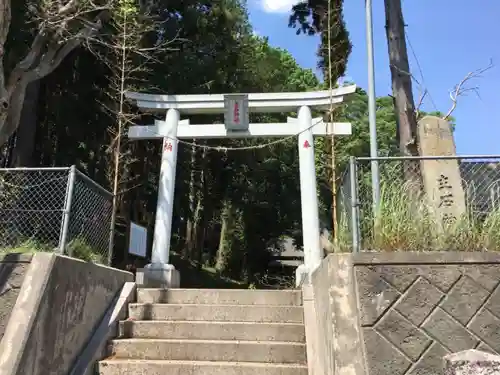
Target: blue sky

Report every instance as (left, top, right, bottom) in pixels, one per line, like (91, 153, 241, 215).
(248, 0, 499, 155)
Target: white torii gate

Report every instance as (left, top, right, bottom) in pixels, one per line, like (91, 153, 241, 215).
(126, 86, 356, 287)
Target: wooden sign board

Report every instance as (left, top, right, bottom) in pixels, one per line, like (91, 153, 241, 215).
(418, 116, 466, 225)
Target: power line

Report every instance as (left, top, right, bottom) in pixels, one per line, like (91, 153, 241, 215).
(405, 31, 439, 112)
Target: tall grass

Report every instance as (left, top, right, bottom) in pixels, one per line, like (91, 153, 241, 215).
(335, 175, 500, 252)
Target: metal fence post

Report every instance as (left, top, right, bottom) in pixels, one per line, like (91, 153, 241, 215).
(349, 157, 361, 253)
(59, 165, 77, 254)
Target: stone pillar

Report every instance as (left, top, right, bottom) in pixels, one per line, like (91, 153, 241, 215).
(418, 116, 466, 226)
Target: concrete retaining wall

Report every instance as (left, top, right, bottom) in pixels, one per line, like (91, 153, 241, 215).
(302, 259, 334, 375)
(0, 253, 133, 375)
(0, 253, 32, 342)
(305, 252, 500, 375)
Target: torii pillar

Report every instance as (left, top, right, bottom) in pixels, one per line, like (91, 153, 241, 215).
(126, 86, 356, 287)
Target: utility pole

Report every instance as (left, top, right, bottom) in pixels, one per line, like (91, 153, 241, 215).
(366, 0, 380, 210)
(384, 0, 419, 158)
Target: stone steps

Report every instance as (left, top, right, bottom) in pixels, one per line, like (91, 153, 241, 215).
(108, 338, 307, 363)
(128, 303, 304, 323)
(119, 320, 305, 341)
(99, 359, 308, 375)
(99, 288, 306, 375)
(137, 288, 302, 305)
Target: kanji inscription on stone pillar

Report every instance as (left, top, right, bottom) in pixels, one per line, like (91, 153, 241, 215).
(418, 116, 466, 226)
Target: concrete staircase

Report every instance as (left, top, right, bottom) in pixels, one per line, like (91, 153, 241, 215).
(99, 288, 307, 375)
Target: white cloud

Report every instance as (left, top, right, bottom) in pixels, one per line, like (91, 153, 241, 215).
(259, 0, 296, 14)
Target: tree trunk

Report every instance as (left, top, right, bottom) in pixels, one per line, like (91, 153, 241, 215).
(215, 200, 235, 274)
(11, 81, 40, 167)
(384, 0, 421, 187)
(197, 165, 214, 266)
(183, 142, 198, 258)
(189, 194, 203, 265)
(0, 132, 14, 166)
(0, 80, 28, 147)
(191, 148, 208, 265)
(195, 203, 207, 266)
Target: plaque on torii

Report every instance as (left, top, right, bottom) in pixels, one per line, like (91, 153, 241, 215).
(125, 86, 357, 287)
(224, 94, 249, 131)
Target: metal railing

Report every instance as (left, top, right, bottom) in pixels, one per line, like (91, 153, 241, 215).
(0, 166, 113, 264)
(339, 155, 500, 253)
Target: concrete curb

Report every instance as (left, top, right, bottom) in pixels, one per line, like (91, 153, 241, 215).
(70, 282, 136, 375)
(0, 253, 56, 375)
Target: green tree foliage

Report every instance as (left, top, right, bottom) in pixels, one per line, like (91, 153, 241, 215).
(288, 0, 351, 80)
(2, 0, 406, 284)
(335, 89, 399, 168)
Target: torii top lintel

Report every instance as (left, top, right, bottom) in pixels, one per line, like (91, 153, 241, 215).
(125, 85, 356, 115)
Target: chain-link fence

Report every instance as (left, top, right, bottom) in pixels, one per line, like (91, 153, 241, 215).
(338, 156, 500, 253)
(0, 166, 113, 264)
